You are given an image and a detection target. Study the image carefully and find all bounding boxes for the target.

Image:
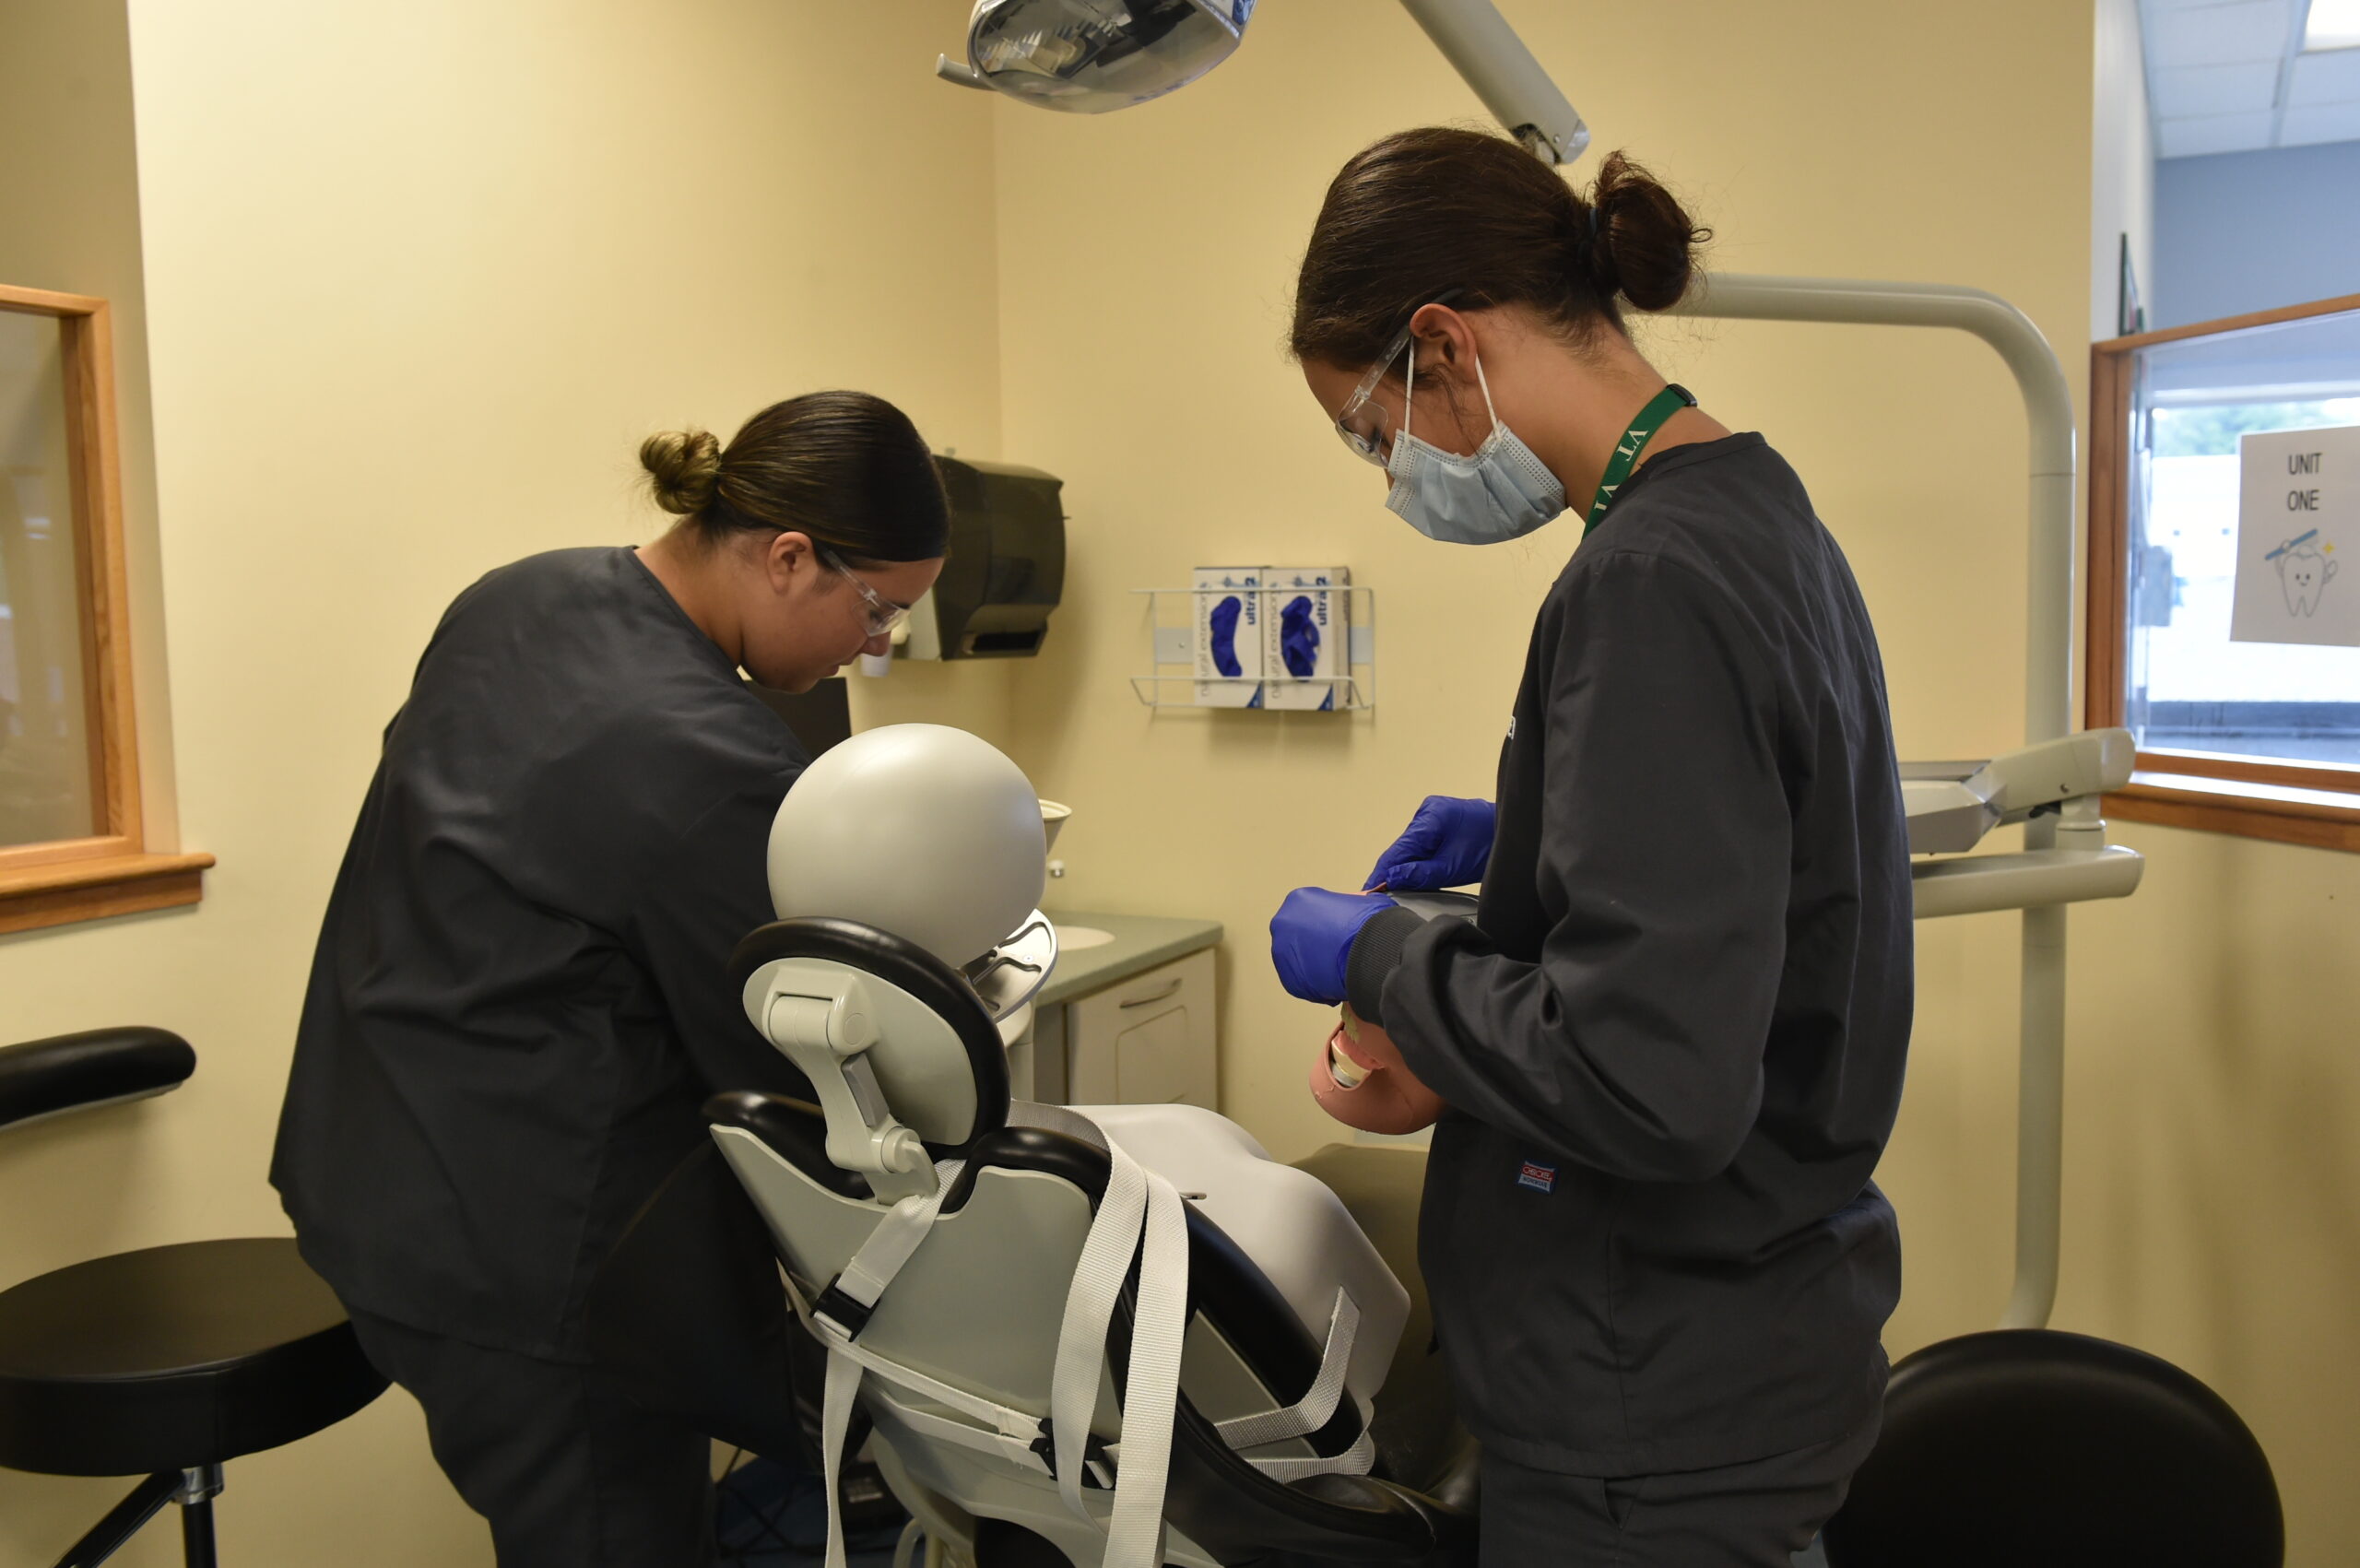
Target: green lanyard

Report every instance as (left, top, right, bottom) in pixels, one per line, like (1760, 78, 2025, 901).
(1584, 383, 1698, 536)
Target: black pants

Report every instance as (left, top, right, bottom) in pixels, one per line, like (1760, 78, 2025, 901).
(348, 1309, 715, 1568)
(1478, 1418, 1879, 1567)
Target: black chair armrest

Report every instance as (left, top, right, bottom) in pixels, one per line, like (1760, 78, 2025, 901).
(0, 1028, 195, 1133)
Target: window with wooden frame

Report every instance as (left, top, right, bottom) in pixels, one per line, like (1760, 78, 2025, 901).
(0, 282, 208, 932)
(2089, 292, 2360, 854)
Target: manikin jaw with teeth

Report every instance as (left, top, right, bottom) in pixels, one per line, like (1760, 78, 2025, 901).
(2277, 541, 2340, 617)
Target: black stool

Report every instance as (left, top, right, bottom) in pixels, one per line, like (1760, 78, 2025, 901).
(0, 1028, 388, 1567)
(1823, 1327, 2283, 1568)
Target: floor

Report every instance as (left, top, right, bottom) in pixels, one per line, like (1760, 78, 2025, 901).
(714, 1453, 1837, 1566)
(716, 1453, 908, 1568)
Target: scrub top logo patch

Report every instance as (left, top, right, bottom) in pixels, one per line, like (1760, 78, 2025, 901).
(1516, 1160, 1556, 1194)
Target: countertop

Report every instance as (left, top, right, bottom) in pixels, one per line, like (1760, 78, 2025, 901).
(1037, 910, 1223, 1007)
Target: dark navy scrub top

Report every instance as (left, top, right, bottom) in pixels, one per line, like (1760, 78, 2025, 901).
(272, 546, 811, 1362)
(1346, 433, 1914, 1477)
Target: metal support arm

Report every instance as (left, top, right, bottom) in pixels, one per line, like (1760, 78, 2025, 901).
(1396, 0, 1590, 165)
(1668, 273, 2081, 1330)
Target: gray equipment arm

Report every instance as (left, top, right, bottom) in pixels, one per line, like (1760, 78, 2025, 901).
(1665, 275, 2093, 1333)
(1396, 0, 1589, 165)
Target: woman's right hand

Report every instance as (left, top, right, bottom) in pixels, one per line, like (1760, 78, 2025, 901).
(1309, 1013, 1446, 1136)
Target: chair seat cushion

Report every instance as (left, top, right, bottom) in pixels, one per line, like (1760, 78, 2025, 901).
(0, 1237, 387, 1476)
(1822, 1328, 2283, 1567)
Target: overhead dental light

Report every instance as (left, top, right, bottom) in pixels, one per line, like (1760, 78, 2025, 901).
(936, 0, 1255, 115)
(938, 0, 1590, 166)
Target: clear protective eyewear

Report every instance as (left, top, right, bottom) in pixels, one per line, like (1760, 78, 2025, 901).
(1333, 289, 1464, 468)
(817, 545, 912, 639)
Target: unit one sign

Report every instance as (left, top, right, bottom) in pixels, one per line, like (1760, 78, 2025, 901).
(2232, 424, 2359, 648)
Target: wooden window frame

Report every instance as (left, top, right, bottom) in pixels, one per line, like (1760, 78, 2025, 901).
(0, 282, 209, 933)
(2087, 291, 2360, 854)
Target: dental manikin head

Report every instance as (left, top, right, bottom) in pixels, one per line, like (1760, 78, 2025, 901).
(766, 723, 1046, 969)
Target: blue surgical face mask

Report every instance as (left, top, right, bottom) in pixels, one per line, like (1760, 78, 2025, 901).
(1384, 343, 1567, 546)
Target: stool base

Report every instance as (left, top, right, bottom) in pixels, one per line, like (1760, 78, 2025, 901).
(50, 1465, 223, 1568)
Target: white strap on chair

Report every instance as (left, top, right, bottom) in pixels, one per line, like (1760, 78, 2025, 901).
(1047, 1133, 1191, 1568)
(1244, 1431, 1376, 1481)
(788, 1131, 1375, 1568)
(818, 1347, 865, 1568)
(1215, 1288, 1363, 1451)
(1048, 1135, 1147, 1517)
(824, 1159, 967, 1317)
(796, 1161, 969, 1568)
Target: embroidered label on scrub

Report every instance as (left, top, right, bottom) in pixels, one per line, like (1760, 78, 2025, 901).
(1516, 1160, 1556, 1194)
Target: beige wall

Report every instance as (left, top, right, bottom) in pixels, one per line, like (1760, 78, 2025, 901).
(0, 2, 997, 1563)
(3, 0, 2353, 1563)
(991, 0, 2354, 1558)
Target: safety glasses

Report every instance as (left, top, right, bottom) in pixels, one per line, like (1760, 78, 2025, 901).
(1333, 289, 1464, 467)
(816, 545, 911, 639)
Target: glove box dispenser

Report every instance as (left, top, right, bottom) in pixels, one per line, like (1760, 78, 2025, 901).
(904, 456, 1066, 660)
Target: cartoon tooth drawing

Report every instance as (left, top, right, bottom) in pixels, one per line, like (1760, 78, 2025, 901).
(2268, 530, 2340, 618)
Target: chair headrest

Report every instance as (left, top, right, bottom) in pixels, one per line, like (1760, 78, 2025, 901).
(730, 916, 1010, 1157)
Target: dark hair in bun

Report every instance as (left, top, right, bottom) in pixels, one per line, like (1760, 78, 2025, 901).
(638, 390, 950, 564)
(639, 428, 722, 515)
(1289, 126, 1711, 370)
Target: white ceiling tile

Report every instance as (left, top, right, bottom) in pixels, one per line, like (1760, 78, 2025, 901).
(2152, 59, 2284, 115)
(2279, 100, 2360, 143)
(2289, 47, 2360, 105)
(2146, 0, 2295, 68)
(2155, 109, 2282, 155)
(2306, 0, 2360, 49)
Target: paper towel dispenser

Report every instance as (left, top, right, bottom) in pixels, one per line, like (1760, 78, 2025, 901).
(909, 456, 1066, 659)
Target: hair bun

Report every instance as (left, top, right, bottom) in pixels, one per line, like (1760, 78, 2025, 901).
(639, 427, 723, 514)
(1581, 150, 1710, 314)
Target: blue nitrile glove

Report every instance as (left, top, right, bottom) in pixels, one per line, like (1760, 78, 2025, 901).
(1280, 595, 1320, 678)
(1269, 888, 1394, 1006)
(1365, 796, 1498, 891)
(1209, 595, 1244, 678)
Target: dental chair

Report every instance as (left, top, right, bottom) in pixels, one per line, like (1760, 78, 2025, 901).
(678, 724, 1476, 1568)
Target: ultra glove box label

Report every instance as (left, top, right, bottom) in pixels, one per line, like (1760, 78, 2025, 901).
(1193, 567, 1264, 707)
(1263, 566, 1351, 711)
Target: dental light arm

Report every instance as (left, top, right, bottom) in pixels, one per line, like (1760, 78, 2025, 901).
(937, 0, 1590, 165)
(1395, 0, 1588, 165)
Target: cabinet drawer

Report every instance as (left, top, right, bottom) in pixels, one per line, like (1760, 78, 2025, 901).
(1065, 949, 1217, 1109)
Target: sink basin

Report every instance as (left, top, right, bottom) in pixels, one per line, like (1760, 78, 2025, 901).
(1056, 925, 1116, 951)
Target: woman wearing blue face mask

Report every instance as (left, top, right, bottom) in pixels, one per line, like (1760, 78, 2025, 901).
(1271, 127, 1913, 1566)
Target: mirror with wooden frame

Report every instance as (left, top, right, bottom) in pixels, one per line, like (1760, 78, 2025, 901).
(0, 282, 208, 932)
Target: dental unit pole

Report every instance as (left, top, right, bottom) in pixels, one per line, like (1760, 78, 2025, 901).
(1666, 275, 2083, 1332)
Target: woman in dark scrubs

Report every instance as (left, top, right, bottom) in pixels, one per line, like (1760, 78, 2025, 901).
(1268, 129, 1914, 1565)
(272, 391, 946, 1567)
